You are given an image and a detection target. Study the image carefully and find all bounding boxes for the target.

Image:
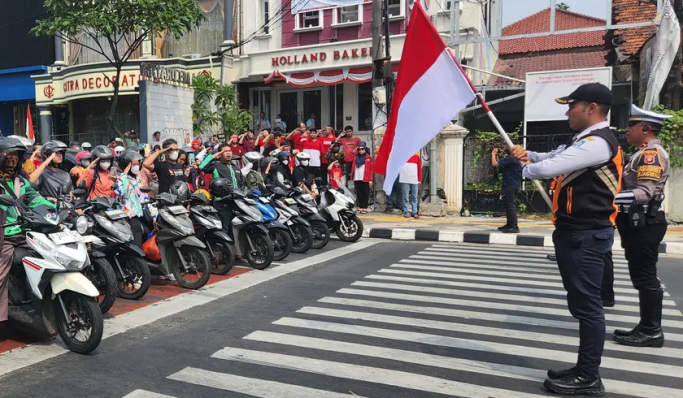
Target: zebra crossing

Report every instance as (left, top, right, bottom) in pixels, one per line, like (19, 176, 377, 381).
(125, 243, 683, 398)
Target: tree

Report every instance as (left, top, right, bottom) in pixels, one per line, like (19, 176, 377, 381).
(191, 74, 252, 138)
(556, 2, 570, 10)
(32, 0, 205, 137)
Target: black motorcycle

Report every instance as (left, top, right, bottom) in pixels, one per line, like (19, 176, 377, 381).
(188, 193, 235, 275)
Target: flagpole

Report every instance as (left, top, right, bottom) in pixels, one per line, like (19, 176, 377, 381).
(446, 49, 553, 210)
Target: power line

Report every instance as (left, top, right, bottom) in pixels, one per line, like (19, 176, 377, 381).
(0, 11, 48, 31)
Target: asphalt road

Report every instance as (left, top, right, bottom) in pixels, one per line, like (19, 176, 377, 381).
(1, 240, 682, 398)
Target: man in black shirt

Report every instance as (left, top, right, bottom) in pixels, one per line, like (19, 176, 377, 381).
(142, 138, 186, 193)
(492, 146, 523, 233)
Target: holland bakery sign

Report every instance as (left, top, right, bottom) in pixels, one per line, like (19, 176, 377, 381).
(271, 46, 373, 66)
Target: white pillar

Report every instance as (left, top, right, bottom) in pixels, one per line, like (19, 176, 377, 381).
(440, 123, 469, 213)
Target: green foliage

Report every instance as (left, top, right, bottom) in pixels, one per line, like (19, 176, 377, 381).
(191, 74, 252, 137)
(517, 202, 527, 214)
(556, 2, 570, 10)
(651, 105, 683, 167)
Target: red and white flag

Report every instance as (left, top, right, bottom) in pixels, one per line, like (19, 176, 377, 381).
(26, 104, 35, 143)
(374, 0, 476, 195)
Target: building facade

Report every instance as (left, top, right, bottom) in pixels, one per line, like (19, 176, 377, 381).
(228, 0, 501, 133)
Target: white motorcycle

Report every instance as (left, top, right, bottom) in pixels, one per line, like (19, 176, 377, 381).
(0, 194, 104, 355)
(316, 178, 364, 242)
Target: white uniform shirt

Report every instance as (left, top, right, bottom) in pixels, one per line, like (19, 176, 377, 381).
(523, 121, 613, 180)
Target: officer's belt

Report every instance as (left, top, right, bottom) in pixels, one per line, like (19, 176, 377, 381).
(618, 204, 664, 213)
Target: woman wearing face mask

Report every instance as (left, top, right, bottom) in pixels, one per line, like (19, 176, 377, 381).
(115, 149, 155, 247)
(70, 151, 92, 185)
(77, 144, 115, 201)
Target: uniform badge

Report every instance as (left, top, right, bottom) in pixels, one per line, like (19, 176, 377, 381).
(644, 153, 656, 164)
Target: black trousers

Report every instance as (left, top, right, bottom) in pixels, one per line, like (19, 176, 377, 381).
(502, 188, 518, 228)
(602, 252, 614, 303)
(355, 181, 370, 208)
(616, 212, 667, 291)
(553, 226, 614, 379)
(320, 164, 328, 184)
(306, 165, 321, 179)
(128, 217, 146, 248)
(215, 200, 235, 236)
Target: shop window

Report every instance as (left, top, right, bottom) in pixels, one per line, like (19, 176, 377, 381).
(263, 1, 270, 34)
(295, 10, 323, 30)
(358, 82, 373, 131)
(333, 5, 362, 25)
(329, 84, 344, 130)
(387, 0, 404, 18)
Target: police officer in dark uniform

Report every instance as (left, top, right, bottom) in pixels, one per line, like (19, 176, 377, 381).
(512, 83, 623, 396)
(613, 105, 671, 348)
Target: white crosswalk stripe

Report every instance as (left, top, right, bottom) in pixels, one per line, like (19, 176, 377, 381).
(124, 244, 683, 398)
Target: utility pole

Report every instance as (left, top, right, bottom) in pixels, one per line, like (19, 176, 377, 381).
(662, 0, 682, 111)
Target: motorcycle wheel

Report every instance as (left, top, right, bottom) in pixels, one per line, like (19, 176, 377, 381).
(245, 232, 274, 270)
(207, 238, 236, 275)
(173, 247, 211, 289)
(309, 220, 331, 250)
(54, 292, 103, 355)
(83, 258, 117, 314)
(290, 224, 313, 253)
(115, 256, 152, 300)
(270, 228, 292, 262)
(336, 214, 364, 242)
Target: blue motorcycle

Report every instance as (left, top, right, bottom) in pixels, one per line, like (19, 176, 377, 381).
(252, 191, 293, 262)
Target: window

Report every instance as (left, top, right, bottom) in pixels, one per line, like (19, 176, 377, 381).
(339, 6, 359, 23)
(263, 1, 270, 34)
(358, 82, 373, 131)
(329, 84, 344, 130)
(295, 11, 322, 30)
(442, 0, 458, 11)
(387, 0, 403, 18)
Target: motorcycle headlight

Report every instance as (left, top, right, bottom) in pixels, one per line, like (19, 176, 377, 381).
(75, 216, 89, 235)
(94, 214, 133, 242)
(52, 250, 83, 269)
(198, 215, 221, 229)
(162, 211, 194, 235)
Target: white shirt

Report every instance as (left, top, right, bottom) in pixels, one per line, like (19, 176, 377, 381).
(354, 164, 365, 181)
(399, 162, 419, 184)
(523, 121, 613, 180)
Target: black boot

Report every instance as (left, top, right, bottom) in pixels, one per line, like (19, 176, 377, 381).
(614, 289, 664, 348)
(614, 324, 641, 337)
(547, 367, 576, 380)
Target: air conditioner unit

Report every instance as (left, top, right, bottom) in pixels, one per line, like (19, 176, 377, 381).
(181, 53, 201, 60)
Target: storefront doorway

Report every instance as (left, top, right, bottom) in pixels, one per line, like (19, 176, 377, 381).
(278, 89, 322, 130)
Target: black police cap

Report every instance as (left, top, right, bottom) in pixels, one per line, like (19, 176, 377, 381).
(555, 83, 613, 106)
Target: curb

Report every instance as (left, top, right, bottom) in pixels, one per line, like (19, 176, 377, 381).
(362, 228, 679, 254)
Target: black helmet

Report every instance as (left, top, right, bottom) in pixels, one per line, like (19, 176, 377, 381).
(69, 141, 80, 150)
(209, 178, 233, 198)
(118, 148, 143, 172)
(0, 137, 27, 177)
(41, 140, 68, 160)
(91, 144, 114, 160)
(260, 156, 277, 172)
(169, 181, 190, 201)
(275, 151, 291, 163)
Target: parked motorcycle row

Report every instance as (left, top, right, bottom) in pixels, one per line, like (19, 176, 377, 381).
(2, 177, 362, 355)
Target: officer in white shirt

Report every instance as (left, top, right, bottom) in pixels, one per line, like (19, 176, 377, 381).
(511, 83, 623, 396)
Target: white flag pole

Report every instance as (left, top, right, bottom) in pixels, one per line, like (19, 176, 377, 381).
(446, 49, 553, 210)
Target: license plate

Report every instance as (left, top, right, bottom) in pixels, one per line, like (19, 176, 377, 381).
(258, 197, 270, 203)
(285, 198, 296, 205)
(302, 194, 313, 201)
(168, 205, 189, 215)
(50, 231, 81, 245)
(105, 209, 127, 220)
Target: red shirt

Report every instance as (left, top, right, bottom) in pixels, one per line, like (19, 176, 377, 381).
(242, 139, 257, 153)
(230, 144, 245, 157)
(339, 137, 361, 162)
(302, 138, 326, 167)
(329, 167, 343, 188)
(288, 133, 303, 152)
(320, 136, 335, 163)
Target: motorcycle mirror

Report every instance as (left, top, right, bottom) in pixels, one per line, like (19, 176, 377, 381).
(140, 186, 153, 193)
(73, 188, 87, 198)
(0, 194, 14, 207)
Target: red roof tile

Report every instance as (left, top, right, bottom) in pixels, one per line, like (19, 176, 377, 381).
(613, 0, 657, 58)
(489, 50, 609, 86)
(500, 8, 606, 55)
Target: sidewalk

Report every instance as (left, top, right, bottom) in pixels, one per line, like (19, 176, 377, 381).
(359, 213, 683, 255)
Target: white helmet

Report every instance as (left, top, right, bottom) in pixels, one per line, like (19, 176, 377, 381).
(243, 151, 263, 166)
(296, 152, 311, 161)
(114, 145, 125, 155)
(82, 142, 92, 151)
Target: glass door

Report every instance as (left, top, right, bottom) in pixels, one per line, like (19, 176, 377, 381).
(250, 88, 272, 130)
(303, 89, 322, 129)
(328, 84, 344, 131)
(279, 91, 299, 132)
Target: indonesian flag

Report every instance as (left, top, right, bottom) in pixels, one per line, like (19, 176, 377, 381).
(374, 1, 476, 195)
(26, 104, 35, 143)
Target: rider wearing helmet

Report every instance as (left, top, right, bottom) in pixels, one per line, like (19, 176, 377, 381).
(241, 151, 269, 191)
(273, 150, 293, 189)
(69, 141, 81, 150)
(115, 149, 154, 247)
(0, 137, 54, 323)
(29, 140, 73, 200)
(70, 151, 93, 184)
(293, 152, 317, 197)
(81, 142, 92, 152)
(77, 144, 115, 201)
